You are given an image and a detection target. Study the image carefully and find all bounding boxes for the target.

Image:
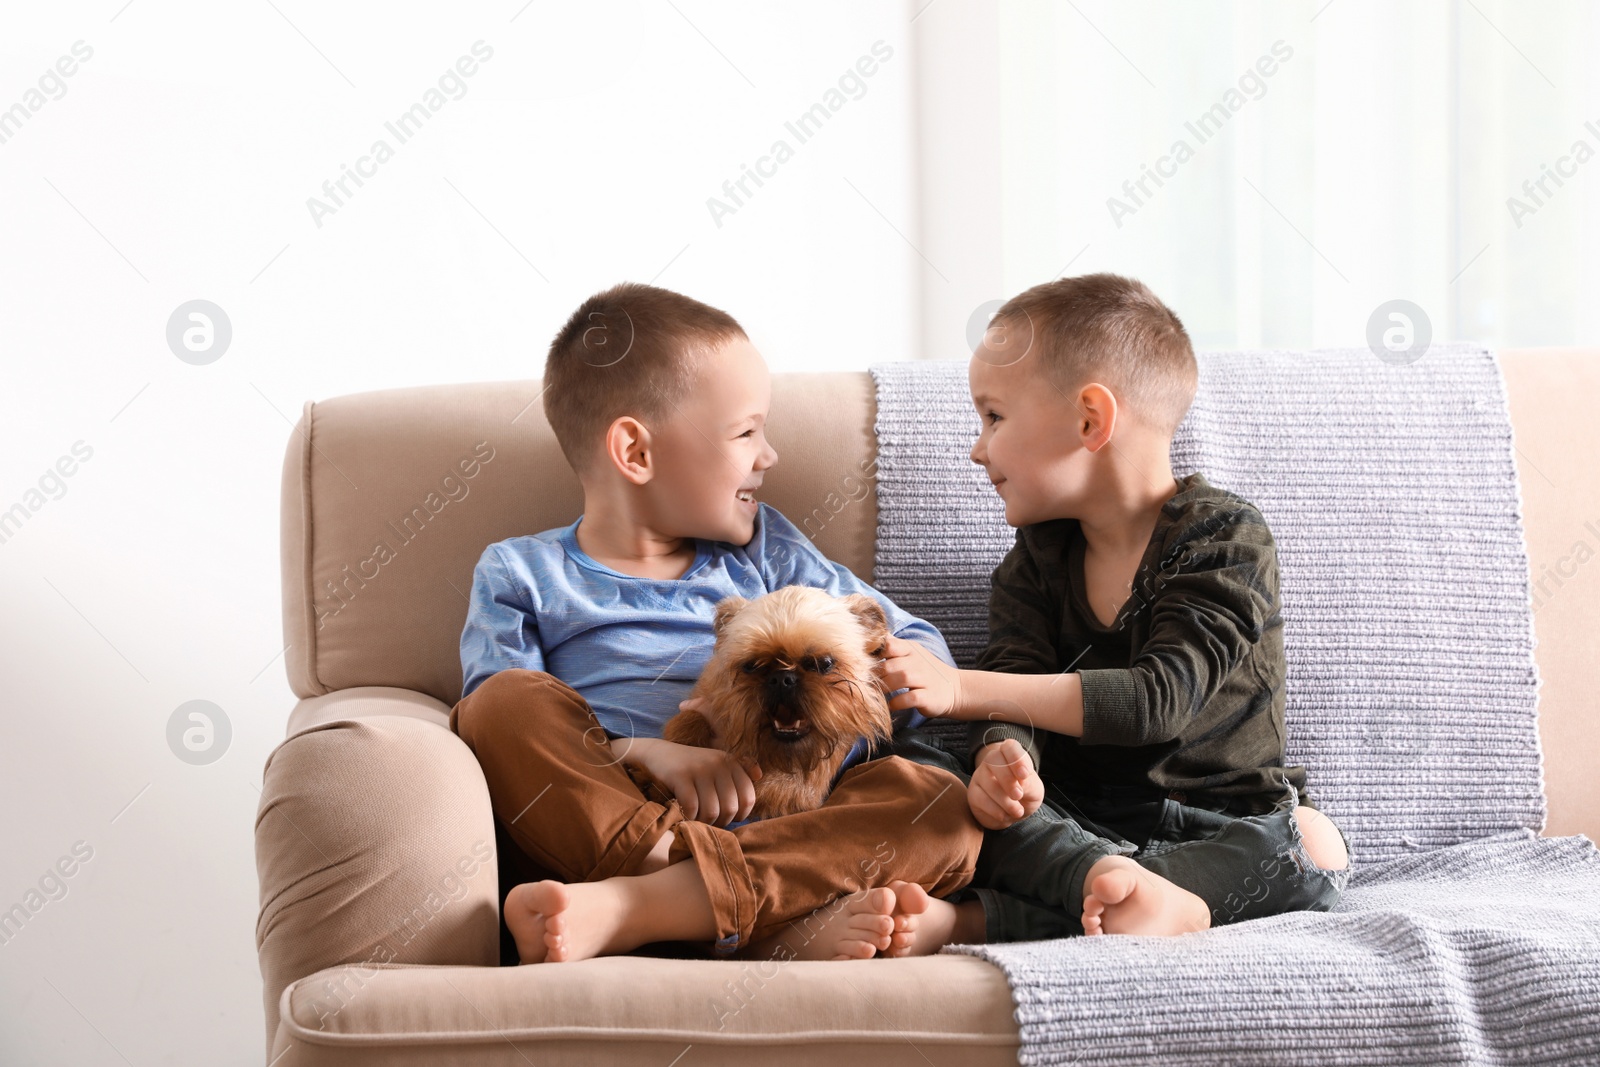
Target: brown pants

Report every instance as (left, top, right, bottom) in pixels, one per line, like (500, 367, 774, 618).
(449, 668, 983, 955)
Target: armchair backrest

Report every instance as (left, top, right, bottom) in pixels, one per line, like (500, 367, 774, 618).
(279, 374, 880, 706)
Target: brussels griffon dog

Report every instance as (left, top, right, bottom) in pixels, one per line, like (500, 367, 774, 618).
(646, 585, 896, 820)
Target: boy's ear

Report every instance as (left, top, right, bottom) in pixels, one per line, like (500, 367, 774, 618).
(712, 596, 749, 639)
(605, 415, 656, 485)
(842, 594, 891, 657)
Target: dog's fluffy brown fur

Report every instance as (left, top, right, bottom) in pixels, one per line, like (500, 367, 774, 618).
(649, 585, 895, 819)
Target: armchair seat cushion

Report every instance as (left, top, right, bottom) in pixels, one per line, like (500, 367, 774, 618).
(270, 953, 1022, 1066)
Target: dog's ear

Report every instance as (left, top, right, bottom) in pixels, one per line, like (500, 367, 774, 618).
(711, 596, 749, 639)
(841, 594, 891, 657)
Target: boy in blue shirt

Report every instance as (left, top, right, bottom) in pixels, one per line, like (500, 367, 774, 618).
(450, 282, 983, 965)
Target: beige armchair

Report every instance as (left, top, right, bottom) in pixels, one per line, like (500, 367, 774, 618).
(256, 353, 1599, 1065)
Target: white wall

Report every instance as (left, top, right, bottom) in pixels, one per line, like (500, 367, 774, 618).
(0, 3, 918, 1063)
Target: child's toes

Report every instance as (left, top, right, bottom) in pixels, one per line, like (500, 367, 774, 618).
(833, 936, 879, 960)
(1082, 896, 1105, 936)
(841, 913, 889, 951)
(865, 915, 894, 950)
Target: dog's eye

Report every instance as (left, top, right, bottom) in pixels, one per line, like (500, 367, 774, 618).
(741, 660, 760, 674)
(814, 655, 835, 674)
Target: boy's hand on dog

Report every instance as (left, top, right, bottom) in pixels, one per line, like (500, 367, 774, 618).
(969, 739, 1044, 830)
(632, 729, 762, 827)
(878, 635, 961, 718)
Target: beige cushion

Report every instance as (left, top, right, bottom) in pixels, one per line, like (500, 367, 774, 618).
(270, 954, 1022, 1066)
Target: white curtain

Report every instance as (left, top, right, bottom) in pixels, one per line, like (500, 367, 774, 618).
(993, 0, 1599, 350)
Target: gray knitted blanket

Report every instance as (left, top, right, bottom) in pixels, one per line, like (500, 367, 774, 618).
(869, 347, 1600, 1065)
(949, 829, 1600, 1065)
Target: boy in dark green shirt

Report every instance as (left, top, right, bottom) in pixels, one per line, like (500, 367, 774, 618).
(971, 470, 1300, 811)
(872, 273, 1353, 951)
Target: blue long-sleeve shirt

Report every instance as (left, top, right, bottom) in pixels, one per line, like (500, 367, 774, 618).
(459, 501, 951, 788)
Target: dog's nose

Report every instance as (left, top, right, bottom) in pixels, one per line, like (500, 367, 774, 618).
(768, 668, 800, 692)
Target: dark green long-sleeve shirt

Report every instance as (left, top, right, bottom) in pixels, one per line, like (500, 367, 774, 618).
(966, 471, 1313, 816)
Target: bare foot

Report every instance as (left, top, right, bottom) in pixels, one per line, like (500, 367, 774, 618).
(881, 880, 986, 956)
(502, 857, 718, 963)
(741, 887, 898, 961)
(503, 879, 632, 963)
(1080, 855, 1210, 937)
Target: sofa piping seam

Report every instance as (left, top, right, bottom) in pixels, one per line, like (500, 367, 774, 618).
(301, 399, 326, 695)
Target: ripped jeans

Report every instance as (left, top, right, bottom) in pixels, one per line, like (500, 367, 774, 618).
(884, 727, 1355, 943)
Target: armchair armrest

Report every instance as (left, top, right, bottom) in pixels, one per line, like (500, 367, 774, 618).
(254, 699, 500, 1055)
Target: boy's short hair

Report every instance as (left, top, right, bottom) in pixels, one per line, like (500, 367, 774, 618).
(994, 273, 1197, 436)
(542, 282, 746, 476)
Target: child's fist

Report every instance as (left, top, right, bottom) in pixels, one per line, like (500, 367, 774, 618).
(969, 738, 1044, 830)
(878, 635, 961, 718)
(636, 739, 761, 827)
